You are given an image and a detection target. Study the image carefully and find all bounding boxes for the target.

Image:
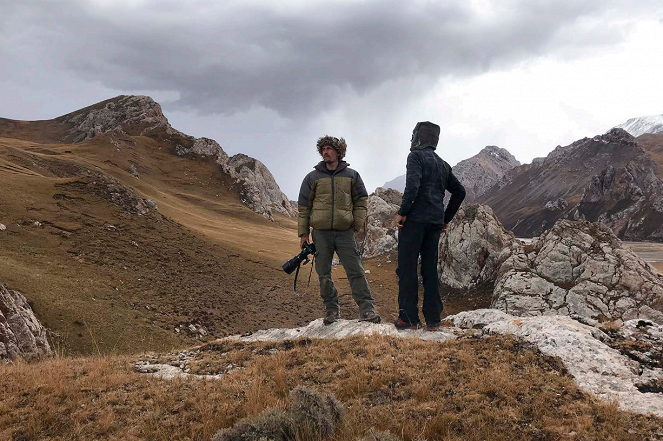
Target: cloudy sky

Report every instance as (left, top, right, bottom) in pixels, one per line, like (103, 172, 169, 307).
(2, 0, 663, 198)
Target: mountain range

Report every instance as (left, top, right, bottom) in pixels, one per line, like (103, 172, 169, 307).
(382, 114, 663, 241)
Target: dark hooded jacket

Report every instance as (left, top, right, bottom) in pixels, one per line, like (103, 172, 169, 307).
(297, 161, 369, 236)
(398, 121, 466, 225)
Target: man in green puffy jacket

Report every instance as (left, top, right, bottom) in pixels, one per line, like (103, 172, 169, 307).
(298, 135, 381, 325)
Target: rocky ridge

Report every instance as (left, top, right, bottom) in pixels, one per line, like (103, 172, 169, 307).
(136, 309, 663, 417)
(56, 95, 293, 219)
(1, 282, 52, 362)
(478, 128, 663, 240)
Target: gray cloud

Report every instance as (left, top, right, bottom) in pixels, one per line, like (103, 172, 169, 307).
(1, 0, 654, 118)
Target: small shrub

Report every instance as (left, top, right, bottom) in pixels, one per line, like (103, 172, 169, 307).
(212, 386, 345, 441)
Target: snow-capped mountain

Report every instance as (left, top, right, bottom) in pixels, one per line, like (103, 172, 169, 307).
(615, 114, 663, 137)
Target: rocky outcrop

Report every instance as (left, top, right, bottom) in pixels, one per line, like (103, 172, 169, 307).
(492, 219, 663, 325)
(438, 204, 514, 290)
(57, 95, 176, 143)
(448, 310, 663, 417)
(56, 170, 159, 217)
(222, 154, 296, 219)
(360, 189, 401, 258)
(175, 136, 229, 164)
(451, 146, 520, 202)
(138, 310, 663, 416)
(1, 283, 52, 362)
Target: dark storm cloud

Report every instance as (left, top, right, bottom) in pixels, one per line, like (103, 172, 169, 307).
(0, 0, 658, 117)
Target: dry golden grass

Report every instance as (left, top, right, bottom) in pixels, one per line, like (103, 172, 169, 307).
(2, 335, 661, 441)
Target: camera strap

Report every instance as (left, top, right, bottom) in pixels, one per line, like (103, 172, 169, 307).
(293, 254, 316, 295)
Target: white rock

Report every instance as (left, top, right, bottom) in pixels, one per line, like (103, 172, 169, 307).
(1, 283, 52, 362)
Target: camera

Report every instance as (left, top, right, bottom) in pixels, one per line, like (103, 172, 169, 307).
(282, 242, 317, 274)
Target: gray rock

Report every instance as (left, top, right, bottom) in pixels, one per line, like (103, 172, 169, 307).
(59, 95, 176, 143)
(1, 283, 52, 362)
(223, 154, 296, 219)
(449, 310, 663, 417)
(438, 204, 515, 290)
(492, 219, 663, 324)
(361, 193, 400, 258)
(0, 223, 5, 231)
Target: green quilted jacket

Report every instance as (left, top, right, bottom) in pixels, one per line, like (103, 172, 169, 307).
(297, 161, 369, 237)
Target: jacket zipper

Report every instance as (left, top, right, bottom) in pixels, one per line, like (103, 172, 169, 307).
(330, 173, 335, 229)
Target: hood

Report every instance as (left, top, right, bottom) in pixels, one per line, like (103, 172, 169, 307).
(410, 121, 440, 150)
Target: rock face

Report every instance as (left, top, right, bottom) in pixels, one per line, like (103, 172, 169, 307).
(451, 146, 520, 202)
(478, 128, 663, 240)
(438, 204, 514, 290)
(492, 219, 663, 325)
(360, 188, 401, 258)
(573, 156, 663, 241)
(222, 154, 296, 219)
(1, 283, 52, 362)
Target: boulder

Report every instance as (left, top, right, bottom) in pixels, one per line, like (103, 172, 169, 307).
(438, 204, 514, 290)
(1, 283, 52, 362)
(492, 219, 663, 325)
(360, 190, 401, 258)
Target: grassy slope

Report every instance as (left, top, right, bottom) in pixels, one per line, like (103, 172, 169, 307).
(0, 130, 321, 356)
(1, 335, 661, 441)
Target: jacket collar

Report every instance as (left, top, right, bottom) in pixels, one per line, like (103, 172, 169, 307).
(314, 160, 348, 174)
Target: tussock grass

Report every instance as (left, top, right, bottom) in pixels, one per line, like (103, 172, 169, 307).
(2, 335, 662, 440)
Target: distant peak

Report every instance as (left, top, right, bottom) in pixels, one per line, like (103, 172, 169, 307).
(614, 114, 663, 137)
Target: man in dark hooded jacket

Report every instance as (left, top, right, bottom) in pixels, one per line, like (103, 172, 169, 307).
(394, 121, 465, 331)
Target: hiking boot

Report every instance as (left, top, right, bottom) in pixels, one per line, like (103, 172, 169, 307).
(426, 322, 441, 332)
(359, 311, 381, 323)
(323, 310, 341, 325)
(393, 319, 421, 330)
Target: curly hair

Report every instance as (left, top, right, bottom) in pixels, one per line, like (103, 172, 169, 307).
(316, 135, 347, 160)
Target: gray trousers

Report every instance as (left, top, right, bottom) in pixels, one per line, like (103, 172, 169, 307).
(311, 228, 375, 315)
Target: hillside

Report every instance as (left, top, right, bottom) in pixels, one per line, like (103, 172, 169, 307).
(0, 96, 400, 356)
(477, 129, 663, 239)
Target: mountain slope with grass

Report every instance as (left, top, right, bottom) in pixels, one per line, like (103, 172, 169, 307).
(0, 96, 354, 356)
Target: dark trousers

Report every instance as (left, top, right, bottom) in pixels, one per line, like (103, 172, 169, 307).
(397, 220, 443, 325)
